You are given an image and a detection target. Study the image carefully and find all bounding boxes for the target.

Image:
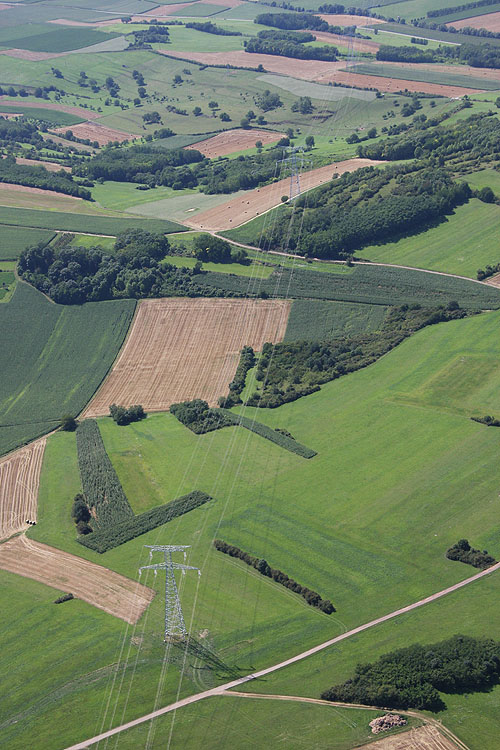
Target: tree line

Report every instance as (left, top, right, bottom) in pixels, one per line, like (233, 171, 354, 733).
(0, 156, 91, 199)
(185, 21, 241, 35)
(427, 0, 500, 18)
(245, 37, 338, 61)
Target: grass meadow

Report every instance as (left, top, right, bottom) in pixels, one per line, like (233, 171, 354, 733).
(351, 63, 500, 91)
(11, 307, 500, 747)
(0, 225, 55, 259)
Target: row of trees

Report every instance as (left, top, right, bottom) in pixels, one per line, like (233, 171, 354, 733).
(185, 21, 241, 36)
(0, 156, 91, 199)
(321, 635, 500, 710)
(213, 539, 335, 613)
(245, 37, 338, 61)
(428, 0, 500, 18)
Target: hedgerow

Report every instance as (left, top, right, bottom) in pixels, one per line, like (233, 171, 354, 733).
(219, 409, 317, 458)
(214, 539, 334, 613)
(218, 346, 255, 407)
(78, 491, 212, 553)
(76, 419, 134, 530)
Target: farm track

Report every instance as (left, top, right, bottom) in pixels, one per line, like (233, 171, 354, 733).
(82, 297, 291, 417)
(185, 158, 385, 231)
(65, 562, 500, 749)
(0, 438, 45, 540)
(0, 535, 155, 624)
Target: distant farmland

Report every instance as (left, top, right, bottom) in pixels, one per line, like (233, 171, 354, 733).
(0, 282, 135, 455)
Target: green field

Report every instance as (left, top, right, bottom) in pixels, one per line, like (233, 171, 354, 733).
(351, 62, 500, 91)
(163, 253, 274, 278)
(284, 299, 388, 340)
(378, 0, 477, 20)
(0, 268, 16, 302)
(0, 282, 135, 455)
(363, 199, 500, 277)
(0, 207, 187, 235)
(464, 168, 500, 195)
(0, 26, 121, 53)
(9, 308, 500, 748)
(436, 2, 500, 23)
(0, 105, 84, 126)
(0, 225, 55, 259)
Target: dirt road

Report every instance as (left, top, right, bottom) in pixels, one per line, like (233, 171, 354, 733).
(64, 560, 500, 749)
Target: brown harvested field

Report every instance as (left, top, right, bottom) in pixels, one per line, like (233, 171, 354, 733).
(186, 128, 284, 158)
(448, 11, 500, 31)
(161, 50, 483, 95)
(0, 182, 82, 199)
(82, 298, 291, 417)
(362, 724, 459, 750)
(0, 97, 99, 119)
(0, 535, 155, 623)
(318, 13, 384, 26)
(0, 185, 100, 211)
(0, 48, 64, 61)
(0, 439, 46, 541)
(51, 121, 138, 145)
(48, 17, 117, 27)
(485, 272, 500, 288)
(185, 158, 385, 232)
(11, 156, 71, 172)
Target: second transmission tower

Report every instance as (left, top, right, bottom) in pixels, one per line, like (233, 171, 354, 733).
(139, 545, 200, 640)
(278, 147, 313, 200)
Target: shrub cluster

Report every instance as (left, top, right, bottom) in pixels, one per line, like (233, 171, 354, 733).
(110, 403, 146, 426)
(170, 399, 235, 433)
(214, 539, 334, 613)
(477, 262, 500, 281)
(471, 414, 500, 426)
(76, 419, 134, 530)
(321, 635, 500, 711)
(79, 491, 211, 553)
(186, 21, 241, 36)
(245, 37, 338, 61)
(71, 492, 92, 535)
(54, 593, 74, 604)
(376, 45, 438, 64)
(446, 539, 496, 569)
(218, 346, 256, 407)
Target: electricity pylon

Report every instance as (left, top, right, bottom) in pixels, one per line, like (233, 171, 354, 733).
(278, 147, 313, 200)
(139, 545, 200, 640)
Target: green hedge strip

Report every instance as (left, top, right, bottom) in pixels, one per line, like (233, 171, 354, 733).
(220, 409, 317, 458)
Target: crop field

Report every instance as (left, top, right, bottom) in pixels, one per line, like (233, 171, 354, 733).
(378, 0, 466, 19)
(0, 282, 135, 455)
(0, 27, 121, 53)
(0, 205, 187, 234)
(185, 159, 384, 231)
(0, 225, 55, 259)
(350, 63, 500, 91)
(256, 73, 377, 102)
(185, 128, 284, 158)
(284, 299, 388, 341)
(0, 439, 46, 540)
(0, 535, 155, 623)
(362, 200, 500, 278)
(82, 297, 291, 416)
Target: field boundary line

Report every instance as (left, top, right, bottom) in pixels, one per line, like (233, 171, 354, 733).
(64, 561, 500, 749)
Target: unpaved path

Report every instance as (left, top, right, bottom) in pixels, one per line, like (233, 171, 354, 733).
(64, 561, 500, 749)
(0, 535, 155, 624)
(185, 158, 385, 231)
(0, 438, 45, 540)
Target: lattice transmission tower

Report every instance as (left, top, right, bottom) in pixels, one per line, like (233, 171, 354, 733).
(139, 545, 200, 640)
(278, 147, 313, 200)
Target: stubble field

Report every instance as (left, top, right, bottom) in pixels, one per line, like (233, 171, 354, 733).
(0, 438, 46, 539)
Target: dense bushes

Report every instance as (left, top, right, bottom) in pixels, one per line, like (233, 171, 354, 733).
(376, 45, 438, 63)
(193, 234, 247, 263)
(244, 306, 467, 408)
(78, 145, 204, 185)
(76, 419, 134, 530)
(321, 635, 500, 710)
(0, 156, 91, 199)
(79, 491, 212, 553)
(245, 37, 338, 61)
(110, 403, 146, 425)
(446, 538, 496, 569)
(255, 12, 333, 32)
(257, 29, 315, 43)
(186, 21, 241, 35)
(258, 164, 471, 259)
(472, 414, 500, 426)
(219, 345, 256, 406)
(170, 399, 235, 433)
(214, 539, 334, 612)
(477, 262, 500, 281)
(221, 410, 317, 458)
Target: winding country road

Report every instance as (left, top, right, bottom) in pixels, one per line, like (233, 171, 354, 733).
(65, 560, 500, 749)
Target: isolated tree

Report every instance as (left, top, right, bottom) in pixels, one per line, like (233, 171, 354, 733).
(61, 414, 77, 431)
(305, 135, 315, 150)
(220, 112, 231, 121)
(193, 106, 202, 116)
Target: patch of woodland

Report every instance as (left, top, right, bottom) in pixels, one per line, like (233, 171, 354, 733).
(244, 304, 467, 408)
(214, 539, 334, 612)
(321, 635, 500, 711)
(110, 403, 146, 426)
(258, 163, 471, 259)
(170, 398, 317, 458)
(477, 262, 500, 281)
(185, 21, 242, 36)
(245, 37, 338, 61)
(446, 538, 497, 569)
(0, 155, 91, 199)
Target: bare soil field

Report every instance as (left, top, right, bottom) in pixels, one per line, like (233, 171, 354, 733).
(0, 97, 100, 119)
(0, 182, 82, 199)
(0, 185, 95, 210)
(48, 18, 117, 27)
(82, 298, 291, 417)
(362, 724, 459, 750)
(448, 11, 500, 31)
(51, 122, 138, 145)
(318, 13, 384, 26)
(185, 158, 384, 232)
(161, 50, 483, 96)
(485, 272, 500, 287)
(0, 535, 155, 623)
(186, 128, 284, 158)
(0, 439, 45, 541)
(0, 48, 63, 61)
(10, 156, 71, 172)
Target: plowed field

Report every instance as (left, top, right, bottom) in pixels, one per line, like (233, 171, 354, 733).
(0, 439, 46, 540)
(185, 128, 284, 158)
(13, 156, 71, 172)
(362, 724, 459, 750)
(82, 298, 291, 416)
(185, 158, 384, 231)
(448, 11, 500, 31)
(0, 535, 155, 623)
(51, 122, 138, 145)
